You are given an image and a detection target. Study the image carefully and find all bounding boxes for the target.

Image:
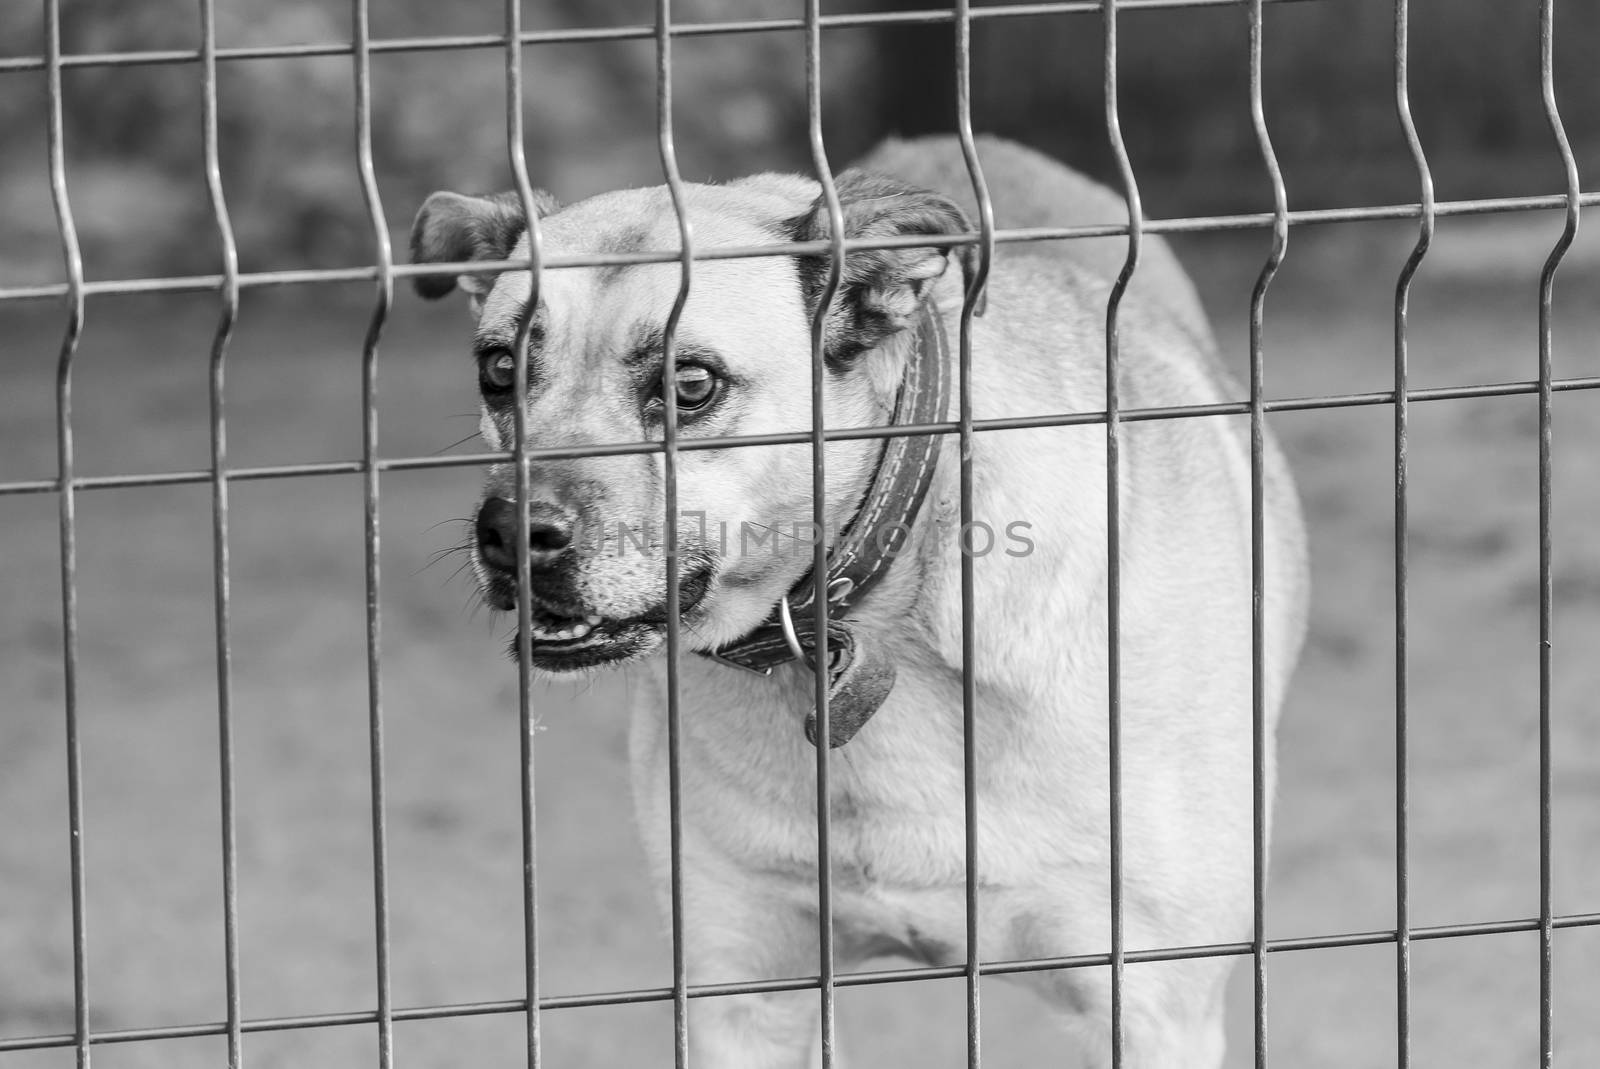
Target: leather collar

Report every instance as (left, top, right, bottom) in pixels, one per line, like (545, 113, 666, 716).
(699, 302, 951, 747)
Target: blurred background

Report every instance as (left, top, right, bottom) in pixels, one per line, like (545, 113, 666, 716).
(2, 1, 1599, 1067)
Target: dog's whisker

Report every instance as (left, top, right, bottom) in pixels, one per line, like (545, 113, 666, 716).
(429, 432, 484, 457)
(415, 543, 476, 579)
(422, 539, 474, 565)
(422, 541, 470, 564)
(441, 560, 477, 589)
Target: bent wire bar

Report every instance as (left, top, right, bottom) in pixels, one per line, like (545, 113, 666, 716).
(1536, 1, 1582, 1064)
(7, 0, 1597, 1063)
(1390, 0, 1435, 1065)
(1100, 1, 1141, 1064)
(43, 1, 89, 1066)
(198, 1, 246, 1066)
(652, 1, 695, 1066)
(1245, 1, 1289, 1066)
(953, 2, 996, 1067)
(352, 0, 398, 1064)
(502, 0, 546, 1063)
(801, 3, 843, 1064)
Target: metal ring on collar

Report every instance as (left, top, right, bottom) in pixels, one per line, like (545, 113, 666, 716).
(776, 595, 810, 667)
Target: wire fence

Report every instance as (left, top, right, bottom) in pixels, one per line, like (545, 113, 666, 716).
(1, 0, 1593, 1066)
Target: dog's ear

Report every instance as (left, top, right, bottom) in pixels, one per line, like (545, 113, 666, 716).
(787, 170, 977, 364)
(408, 189, 559, 300)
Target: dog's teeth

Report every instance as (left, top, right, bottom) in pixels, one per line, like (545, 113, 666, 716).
(528, 613, 594, 643)
(584, 614, 602, 626)
(530, 621, 592, 642)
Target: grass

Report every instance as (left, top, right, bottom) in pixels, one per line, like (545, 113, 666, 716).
(2, 216, 1599, 1067)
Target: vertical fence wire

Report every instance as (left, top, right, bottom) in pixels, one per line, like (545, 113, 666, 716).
(1536, 1, 1580, 1064)
(951, 4, 995, 1067)
(1390, 1, 1433, 1065)
(801, 3, 843, 1065)
(198, 2, 245, 1064)
(351, 1, 396, 1065)
(650, 2, 694, 1065)
(1099, 2, 1140, 1064)
(502, 1, 545, 1064)
(44, 0, 90, 1064)
(1245, 2, 1288, 1066)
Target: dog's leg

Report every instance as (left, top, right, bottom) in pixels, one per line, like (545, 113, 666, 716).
(631, 689, 853, 1068)
(1009, 959, 1226, 1069)
(677, 876, 840, 1069)
(689, 983, 822, 1069)
(1045, 961, 1230, 1069)
(1004, 907, 1232, 1069)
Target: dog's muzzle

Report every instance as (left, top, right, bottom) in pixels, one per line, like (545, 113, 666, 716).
(473, 494, 710, 670)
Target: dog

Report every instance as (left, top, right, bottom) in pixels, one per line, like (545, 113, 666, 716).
(409, 135, 1308, 1068)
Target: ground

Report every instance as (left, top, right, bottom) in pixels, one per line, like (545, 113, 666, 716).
(2, 216, 1599, 1068)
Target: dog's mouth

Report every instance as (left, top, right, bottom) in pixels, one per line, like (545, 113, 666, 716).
(513, 606, 658, 671)
(485, 567, 714, 672)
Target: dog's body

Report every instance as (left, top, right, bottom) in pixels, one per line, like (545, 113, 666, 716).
(412, 136, 1308, 1068)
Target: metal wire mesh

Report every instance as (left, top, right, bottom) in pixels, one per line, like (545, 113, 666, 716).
(3, 0, 1593, 1065)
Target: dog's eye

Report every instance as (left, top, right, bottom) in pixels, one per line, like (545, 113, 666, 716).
(674, 365, 718, 411)
(480, 349, 517, 393)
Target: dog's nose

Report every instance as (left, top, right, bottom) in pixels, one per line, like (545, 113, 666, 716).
(476, 497, 574, 572)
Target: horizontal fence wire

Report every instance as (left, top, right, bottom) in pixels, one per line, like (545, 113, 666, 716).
(0, 0, 1342, 74)
(4, 911, 1599, 1054)
(4, 193, 1600, 304)
(4, 375, 1600, 499)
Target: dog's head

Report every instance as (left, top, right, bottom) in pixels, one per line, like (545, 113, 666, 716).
(410, 171, 973, 671)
